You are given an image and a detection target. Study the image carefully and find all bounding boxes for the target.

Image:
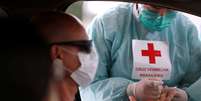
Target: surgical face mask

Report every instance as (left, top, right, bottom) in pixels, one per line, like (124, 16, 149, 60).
(52, 47, 98, 88)
(139, 9, 176, 31)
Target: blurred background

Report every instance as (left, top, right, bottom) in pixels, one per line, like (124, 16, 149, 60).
(66, 1, 201, 38)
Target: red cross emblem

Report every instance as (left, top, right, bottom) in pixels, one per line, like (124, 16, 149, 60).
(141, 43, 161, 64)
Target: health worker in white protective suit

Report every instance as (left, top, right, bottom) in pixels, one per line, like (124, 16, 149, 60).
(80, 3, 201, 101)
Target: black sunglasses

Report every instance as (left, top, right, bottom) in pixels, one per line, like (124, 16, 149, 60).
(50, 40, 92, 53)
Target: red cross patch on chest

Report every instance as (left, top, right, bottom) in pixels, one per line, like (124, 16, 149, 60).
(132, 40, 172, 80)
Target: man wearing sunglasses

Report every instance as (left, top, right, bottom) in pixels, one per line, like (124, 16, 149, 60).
(32, 11, 98, 101)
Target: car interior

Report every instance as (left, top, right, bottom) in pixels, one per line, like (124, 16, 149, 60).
(1, 0, 201, 101)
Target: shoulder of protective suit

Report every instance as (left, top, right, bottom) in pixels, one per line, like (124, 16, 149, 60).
(174, 11, 195, 27)
(88, 3, 134, 43)
(95, 3, 133, 22)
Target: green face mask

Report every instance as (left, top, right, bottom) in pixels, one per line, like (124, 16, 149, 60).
(139, 9, 176, 31)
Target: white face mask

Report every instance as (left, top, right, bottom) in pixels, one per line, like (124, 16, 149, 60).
(52, 47, 98, 88)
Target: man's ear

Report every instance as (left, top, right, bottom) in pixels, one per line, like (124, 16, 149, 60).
(50, 45, 62, 60)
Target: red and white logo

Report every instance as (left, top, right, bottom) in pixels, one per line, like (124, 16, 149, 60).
(132, 40, 171, 80)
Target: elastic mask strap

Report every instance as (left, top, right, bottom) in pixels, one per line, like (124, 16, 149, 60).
(64, 66, 74, 74)
(61, 47, 78, 56)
